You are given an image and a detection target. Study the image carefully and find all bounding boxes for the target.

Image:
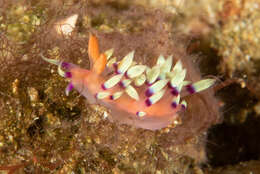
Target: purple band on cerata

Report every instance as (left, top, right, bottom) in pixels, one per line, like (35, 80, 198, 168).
(145, 89, 153, 97)
(101, 84, 107, 90)
(65, 72, 72, 78)
(109, 95, 114, 100)
(119, 81, 126, 88)
(145, 99, 152, 107)
(61, 62, 70, 69)
(186, 84, 195, 94)
(171, 102, 177, 108)
(171, 88, 179, 96)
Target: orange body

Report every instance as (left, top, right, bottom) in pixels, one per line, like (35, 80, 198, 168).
(69, 64, 181, 130)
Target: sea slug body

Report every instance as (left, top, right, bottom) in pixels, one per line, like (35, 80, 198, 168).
(41, 34, 216, 130)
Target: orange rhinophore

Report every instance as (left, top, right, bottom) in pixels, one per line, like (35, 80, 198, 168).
(88, 33, 100, 64)
(41, 34, 216, 130)
(93, 53, 107, 75)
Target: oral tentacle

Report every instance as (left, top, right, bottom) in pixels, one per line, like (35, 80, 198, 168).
(40, 53, 60, 65)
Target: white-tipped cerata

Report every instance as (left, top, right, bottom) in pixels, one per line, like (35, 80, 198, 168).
(186, 79, 216, 94)
(172, 60, 183, 72)
(103, 74, 123, 89)
(182, 80, 191, 86)
(136, 111, 146, 117)
(161, 55, 173, 73)
(125, 85, 139, 101)
(146, 79, 168, 97)
(147, 89, 166, 105)
(170, 69, 186, 88)
(146, 66, 160, 84)
(117, 51, 135, 74)
(96, 92, 110, 99)
(134, 74, 146, 86)
(181, 100, 187, 109)
(156, 55, 165, 66)
(126, 65, 146, 78)
(171, 95, 180, 108)
(106, 57, 117, 68)
(110, 91, 124, 100)
(121, 79, 132, 88)
(104, 48, 114, 60)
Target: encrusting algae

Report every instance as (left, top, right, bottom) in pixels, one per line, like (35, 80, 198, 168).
(41, 33, 216, 130)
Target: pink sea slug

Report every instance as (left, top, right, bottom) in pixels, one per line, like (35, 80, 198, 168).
(41, 34, 215, 130)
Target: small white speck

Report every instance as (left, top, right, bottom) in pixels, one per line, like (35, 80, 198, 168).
(245, 55, 251, 61)
(137, 111, 146, 117)
(103, 111, 108, 119)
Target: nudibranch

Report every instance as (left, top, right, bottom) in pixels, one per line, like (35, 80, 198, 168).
(41, 34, 216, 130)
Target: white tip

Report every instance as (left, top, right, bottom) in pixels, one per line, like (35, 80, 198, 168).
(172, 95, 180, 104)
(137, 111, 146, 117)
(104, 48, 114, 60)
(96, 92, 110, 99)
(111, 91, 124, 100)
(158, 55, 173, 80)
(134, 74, 146, 86)
(125, 85, 139, 100)
(126, 65, 146, 78)
(146, 65, 160, 84)
(181, 100, 187, 109)
(148, 79, 169, 95)
(172, 60, 183, 72)
(156, 55, 165, 66)
(149, 89, 166, 105)
(117, 51, 135, 74)
(161, 55, 173, 73)
(130, 61, 137, 67)
(103, 111, 108, 119)
(192, 79, 216, 93)
(182, 81, 191, 86)
(170, 69, 186, 87)
(121, 79, 132, 88)
(106, 57, 117, 68)
(103, 74, 123, 89)
(158, 73, 166, 80)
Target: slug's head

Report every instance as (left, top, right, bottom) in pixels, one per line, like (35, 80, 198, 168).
(40, 53, 92, 96)
(40, 33, 107, 98)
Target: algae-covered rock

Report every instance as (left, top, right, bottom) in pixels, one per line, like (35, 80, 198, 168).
(211, 0, 260, 77)
(1, 0, 259, 174)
